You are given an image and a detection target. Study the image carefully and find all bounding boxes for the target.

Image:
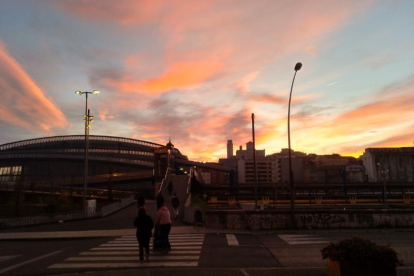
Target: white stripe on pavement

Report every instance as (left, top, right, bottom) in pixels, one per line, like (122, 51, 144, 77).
(226, 234, 239, 246)
(278, 234, 329, 245)
(91, 246, 202, 250)
(0, 251, 62, 275)
(288, 241, 329, 245)
(100, 242, 203, 247)
(122, 234, 204, 238)
(110, 239, 204, 243)
(66, 255, 200, 261)
(49, 262, 198, 268)
(118, 236, 205, 239)
(278, 235, 315, 238)
(80, 250, 201, 255)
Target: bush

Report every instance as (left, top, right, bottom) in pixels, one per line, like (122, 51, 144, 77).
(321, 236, 403, 268)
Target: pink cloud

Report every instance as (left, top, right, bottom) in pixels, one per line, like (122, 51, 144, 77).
(56, 0, 376, 161)
(61, 1, 373, 98)
(233, 71, 260, 94)
(0, 42, 69, 132)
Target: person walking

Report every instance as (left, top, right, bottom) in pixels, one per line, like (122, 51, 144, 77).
(167, 181, 173, 196)
(172, 193, 180, 218)
(156, 197, 172, 253)
(134, 208, 154, 262)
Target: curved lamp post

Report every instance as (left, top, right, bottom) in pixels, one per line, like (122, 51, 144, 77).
(75, 90, 99, 216)
(287, 62, 302, 227)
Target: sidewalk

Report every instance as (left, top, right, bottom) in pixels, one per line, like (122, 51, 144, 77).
(0, 225, 250, 240)
(48, 267, 328, 276)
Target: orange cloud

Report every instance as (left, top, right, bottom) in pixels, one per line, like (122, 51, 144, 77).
(140, 60, 223, 93)
(0, 43, 69, 132)
(101, 60, 223, 94)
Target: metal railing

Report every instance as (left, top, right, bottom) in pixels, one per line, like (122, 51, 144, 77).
(197, 183, 414, 208)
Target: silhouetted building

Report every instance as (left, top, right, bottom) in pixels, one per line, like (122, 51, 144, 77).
(0, 135, 160, 185)
(362, 147, 414, 182)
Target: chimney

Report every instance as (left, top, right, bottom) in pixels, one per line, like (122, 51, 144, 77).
(239, 145, 242, 150)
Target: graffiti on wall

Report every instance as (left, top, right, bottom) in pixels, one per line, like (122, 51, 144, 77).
(298, 214, 345, 227)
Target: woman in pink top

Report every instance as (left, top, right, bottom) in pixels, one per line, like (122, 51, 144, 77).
(156, 196, 172, 253)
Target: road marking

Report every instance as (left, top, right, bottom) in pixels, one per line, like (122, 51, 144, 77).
(66, 255, 200, 261)
(278, 234, 329, 245)
(226, 234, 239, 246)
(0, 251, 62, 275)
(91, 246, 202, 250)
(117, 236, 205, 240)
(287, 241, 328, 245)
(80, 250, 201, 255)
(49, 262, 198, 268)
(113, 238, 205, 242)
(241, 268, 250, 276)
(110, 239, 204, 243)
(0, 256, 20, 262)
(50, 234, 205, 269)
(122, 234, 204, 238)
(101, 242, 203, 247)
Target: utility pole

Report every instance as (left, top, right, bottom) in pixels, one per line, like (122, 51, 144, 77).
(75, 90, 98, 216)
(252, 113, 258, 209)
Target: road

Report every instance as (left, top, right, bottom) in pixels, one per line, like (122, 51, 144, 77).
(1, 204, 414, 276)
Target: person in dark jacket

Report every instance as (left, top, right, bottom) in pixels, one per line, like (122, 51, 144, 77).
(134, 208, 154, 262)
(172, 193, 180, 218)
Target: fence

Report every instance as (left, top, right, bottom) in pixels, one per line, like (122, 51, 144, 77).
(0, 196, 135, 229)
(197, 183, 414, 208)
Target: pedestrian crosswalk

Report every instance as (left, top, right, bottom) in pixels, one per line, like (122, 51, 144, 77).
(278, 234, 329, 245)
(48, 234, 205, 269)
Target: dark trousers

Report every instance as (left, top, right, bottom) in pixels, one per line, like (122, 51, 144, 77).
(160, 223, 171, 251)
(137, 237, 150, 261)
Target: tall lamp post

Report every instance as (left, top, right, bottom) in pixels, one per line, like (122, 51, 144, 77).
(287, 62, 302, 227)
(252, 113, 258, 209)
(75, 90, 99, 216)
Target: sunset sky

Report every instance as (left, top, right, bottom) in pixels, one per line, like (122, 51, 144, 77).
(0, 0, 413, 161)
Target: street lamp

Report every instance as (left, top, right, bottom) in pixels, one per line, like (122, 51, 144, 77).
(377, 163, 388, 209)
(75, 90, 99, 216)
(252, 113, 258, 209)
(287, 62, 302, 227)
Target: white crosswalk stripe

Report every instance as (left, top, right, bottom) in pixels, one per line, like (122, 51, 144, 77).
(48, 234, 205, 269)
(278, 234, 329, 245)
(226, 234, 239, 246)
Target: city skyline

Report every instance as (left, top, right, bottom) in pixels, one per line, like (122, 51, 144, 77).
(0, 1, 413, 162)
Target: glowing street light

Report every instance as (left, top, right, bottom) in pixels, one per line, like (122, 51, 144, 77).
(75, 90, 99, 216)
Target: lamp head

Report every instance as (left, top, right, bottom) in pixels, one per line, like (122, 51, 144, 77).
(92, 90, 100, 95)
(75, 90, 82, 95)
(294, 62, 302, 71)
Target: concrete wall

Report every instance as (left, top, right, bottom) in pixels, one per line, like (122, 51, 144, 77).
(205, 209, 414, 230)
